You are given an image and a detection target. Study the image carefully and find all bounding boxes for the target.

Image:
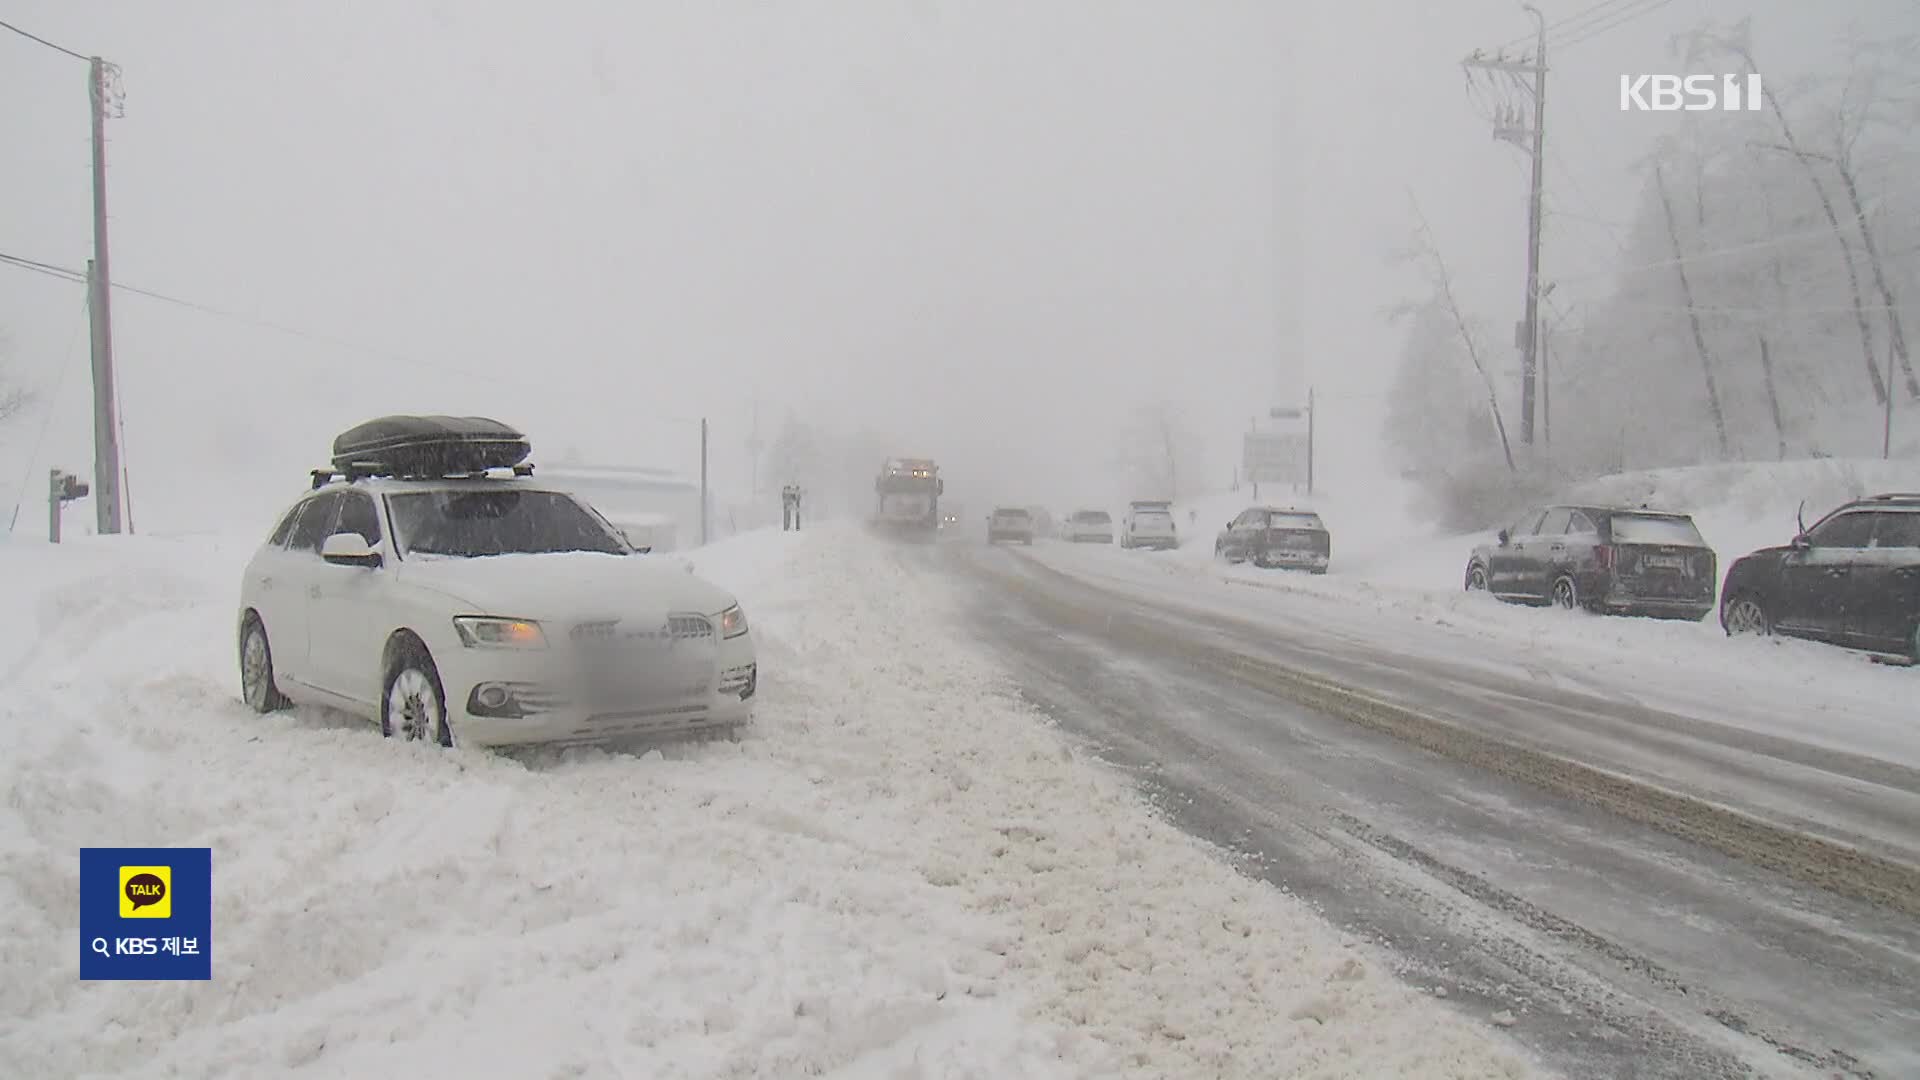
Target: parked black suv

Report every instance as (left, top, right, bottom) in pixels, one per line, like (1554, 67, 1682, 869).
(1465, 504, 1716, 620)
(1215, 507, 1330, 572)
(1720, 493, 1920, 661)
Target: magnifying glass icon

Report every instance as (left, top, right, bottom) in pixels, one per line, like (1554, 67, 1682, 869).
(90, 937, 110, 958)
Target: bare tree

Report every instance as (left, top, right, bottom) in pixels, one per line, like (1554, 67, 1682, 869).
(1401, 197, 1516, 472)
(1684, 21, 1889, 405)
(1827, 51, 1919, 398)
(1116, 401, 1200, 501)
(1653, 163, 1730, 457)
(1757, 333, 1787, 460)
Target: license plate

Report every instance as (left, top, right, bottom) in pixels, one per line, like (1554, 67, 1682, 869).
(579, 652, 710, 702)
(1643, 554, 1685, 570)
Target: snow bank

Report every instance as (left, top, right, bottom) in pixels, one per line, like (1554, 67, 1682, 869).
(0, 525, 1541, 1078)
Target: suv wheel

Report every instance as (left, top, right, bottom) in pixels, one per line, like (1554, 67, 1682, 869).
(382, 639, 452, 747)
(1465, 563, 1489, 592)
(1723, 593, 1771, 637)
(1550, 574, 1580, 611)
(239, 615, 291, 713)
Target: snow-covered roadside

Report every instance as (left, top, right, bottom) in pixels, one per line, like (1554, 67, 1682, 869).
(1031, 462, 1920, 768)
(0, 526, 1542, 1078)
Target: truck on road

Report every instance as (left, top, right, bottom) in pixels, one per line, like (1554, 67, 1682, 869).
(874, 457, 942, 539)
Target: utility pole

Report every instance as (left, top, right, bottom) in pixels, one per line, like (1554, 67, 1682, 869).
(699, 417, 710, 546)
(1463, 6, 1547, 446)
(1248, 416, 1258, 503)
(1306, 386, 1315, 495)
(1542, 320, 1551, 450)
(87, 57, 123, 533)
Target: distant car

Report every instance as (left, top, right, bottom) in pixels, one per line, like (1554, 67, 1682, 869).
(1120, 502, 1178, 550)
(1464, 504, 1715, 620)
(1720, 492, 1920, 661)
(1064, 510, 1114, 543)
(1215, 507, 1329, 572)
(236, 416, 756, 751)
(988, 507, 1035, 545)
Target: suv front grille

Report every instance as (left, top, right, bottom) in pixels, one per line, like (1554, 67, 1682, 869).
(569, 615, 715, 644)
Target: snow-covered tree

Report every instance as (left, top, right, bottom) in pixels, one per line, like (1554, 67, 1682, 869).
(1533, 17, 1920, 469)
(1115, 401, 1204, 502)
(1384, 297, 1498, 479)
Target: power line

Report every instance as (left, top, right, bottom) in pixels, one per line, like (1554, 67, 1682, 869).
(0, 251, 87, 284)
(0, 17, 89, 62)
(1554, 0, 1676, 50)
(1494, 0, 1641, 53)
(1543, 223, 1847, 283)
(0, 248, 711, 428)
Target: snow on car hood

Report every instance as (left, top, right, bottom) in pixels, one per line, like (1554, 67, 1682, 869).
(396, 551, 737, 620)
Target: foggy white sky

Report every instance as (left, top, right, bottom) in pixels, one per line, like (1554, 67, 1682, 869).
(1, 0, 1908, 533)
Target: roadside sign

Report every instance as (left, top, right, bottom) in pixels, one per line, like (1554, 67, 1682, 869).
(1243, 431, 1306, 485)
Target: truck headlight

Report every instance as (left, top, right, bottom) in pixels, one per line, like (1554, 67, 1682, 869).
(453, 616, 547, 649)
(717, 604, 749, 639)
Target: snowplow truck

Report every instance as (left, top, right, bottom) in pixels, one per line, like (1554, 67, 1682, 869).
(874, 458, 942, 538)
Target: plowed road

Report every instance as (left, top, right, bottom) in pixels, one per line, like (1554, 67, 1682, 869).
(934, 541, 1920, 1080)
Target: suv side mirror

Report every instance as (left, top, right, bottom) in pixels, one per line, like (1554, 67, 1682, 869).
(1496, 528, 1510, 546)
(1790, 533, 1811, 550)
(321, 532, 382, 568)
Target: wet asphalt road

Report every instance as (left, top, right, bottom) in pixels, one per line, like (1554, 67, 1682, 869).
(926, 539, 1920, 1080)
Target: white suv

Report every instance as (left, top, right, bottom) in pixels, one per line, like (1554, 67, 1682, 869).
(236, 473, 756, 750)
(1120, 504, 1178, 550)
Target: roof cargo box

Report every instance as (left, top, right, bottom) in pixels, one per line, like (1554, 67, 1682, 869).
(331, 415, 530, 476)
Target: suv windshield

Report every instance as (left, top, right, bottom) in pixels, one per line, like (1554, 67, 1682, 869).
(387, 489, 627, 557)
(1608, 513, 1705, 546)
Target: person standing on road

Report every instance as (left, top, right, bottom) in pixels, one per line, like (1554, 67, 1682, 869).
(782, 485, 804, 532)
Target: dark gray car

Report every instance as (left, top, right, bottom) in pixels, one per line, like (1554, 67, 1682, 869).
(1464, 505, 1716, 620)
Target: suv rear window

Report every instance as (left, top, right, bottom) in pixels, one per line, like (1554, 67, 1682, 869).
(994, 509, 1029, 520)
(1874, 511, 1920, 548)
(1270, 513, 1323, 529)
(1609, 514, 1705, 546)
(1075, 511, 1110, 523)
(1134, 511, 1172, 525)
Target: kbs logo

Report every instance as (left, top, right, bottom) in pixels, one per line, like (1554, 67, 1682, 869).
(119, 865, 171, 918)
(1620, 74, 1763, 112)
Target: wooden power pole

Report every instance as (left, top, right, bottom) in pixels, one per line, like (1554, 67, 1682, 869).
(1463, 6, 1548, 446)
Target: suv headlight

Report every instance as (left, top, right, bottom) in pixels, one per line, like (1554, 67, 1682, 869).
(453, 616, 547, 649)
(717, 604, 749, 639)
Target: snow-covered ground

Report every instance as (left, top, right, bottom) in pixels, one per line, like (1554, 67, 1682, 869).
(0, 524, 1542, 1078)
(1028, 459, 1920, 770)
